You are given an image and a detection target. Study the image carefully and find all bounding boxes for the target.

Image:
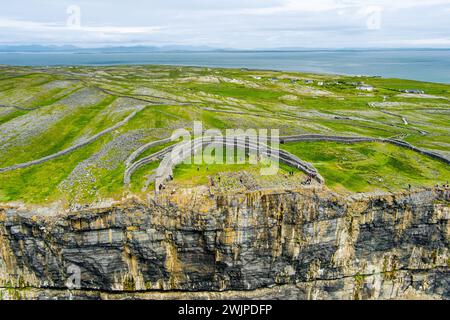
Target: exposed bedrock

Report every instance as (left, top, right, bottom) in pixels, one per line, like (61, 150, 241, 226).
(0, 187, 449, 300)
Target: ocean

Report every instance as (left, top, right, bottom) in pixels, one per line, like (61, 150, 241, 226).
(1, 49, 449, 84)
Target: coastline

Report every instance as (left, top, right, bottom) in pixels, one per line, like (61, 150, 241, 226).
(1, 49, 450, 84)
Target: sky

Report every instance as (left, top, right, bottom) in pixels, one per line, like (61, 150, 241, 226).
(0, 0, 449, 49)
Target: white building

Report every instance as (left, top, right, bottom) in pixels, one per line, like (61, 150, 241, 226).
(403, 89, 424, 94)
(357, 85, 374, 92)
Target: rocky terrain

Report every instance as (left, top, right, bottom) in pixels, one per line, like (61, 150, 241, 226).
(0, 186, 449, 300)
(0, 65, 449, 299)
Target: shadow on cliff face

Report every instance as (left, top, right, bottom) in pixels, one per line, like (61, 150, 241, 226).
(0, 187, 449, 300)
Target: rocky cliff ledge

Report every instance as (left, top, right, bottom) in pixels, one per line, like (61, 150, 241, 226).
(0, 187, 449, 300)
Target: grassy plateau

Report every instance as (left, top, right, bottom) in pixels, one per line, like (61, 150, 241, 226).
(0, 65, 448, 205)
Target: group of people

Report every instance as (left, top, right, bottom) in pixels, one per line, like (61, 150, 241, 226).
(286, 171, 317, 185)
(435, 182, 450, 189)
(302, 172, 317, 185)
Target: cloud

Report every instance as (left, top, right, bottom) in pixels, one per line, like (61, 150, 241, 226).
(0, 18, 163, 35)
(381, 0, 450, 9)
(0, 18, 58, 29)
(77, 26, 163, 34)
(237, 0, 450, 15)
(238, 0, 341, 15)
(396, 38, 450, 46)
(0, 0, 449, 48)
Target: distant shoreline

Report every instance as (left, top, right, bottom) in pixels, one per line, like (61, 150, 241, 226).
(1, 49, 449, 84)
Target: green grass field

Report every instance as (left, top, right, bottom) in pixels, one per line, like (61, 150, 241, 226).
(0, 65, 448, 204)
(282, 141, 450, 193)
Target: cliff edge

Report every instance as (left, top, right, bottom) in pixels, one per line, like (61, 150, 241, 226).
(0, 187, 449, 300)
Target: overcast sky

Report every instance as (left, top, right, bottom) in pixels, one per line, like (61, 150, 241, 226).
(0, 0, 449, 48)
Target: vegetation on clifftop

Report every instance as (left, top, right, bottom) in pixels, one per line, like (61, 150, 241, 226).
(0, 65, 448, 204)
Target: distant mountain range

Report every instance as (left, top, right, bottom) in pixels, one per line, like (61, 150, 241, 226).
(0, 45, 222, 53)
(0, 45, 449, 53)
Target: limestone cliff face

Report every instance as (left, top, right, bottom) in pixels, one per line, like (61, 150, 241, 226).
(0, 187, 449, 300)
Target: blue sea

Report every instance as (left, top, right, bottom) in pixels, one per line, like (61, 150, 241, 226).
(1, 49, 449, 84)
